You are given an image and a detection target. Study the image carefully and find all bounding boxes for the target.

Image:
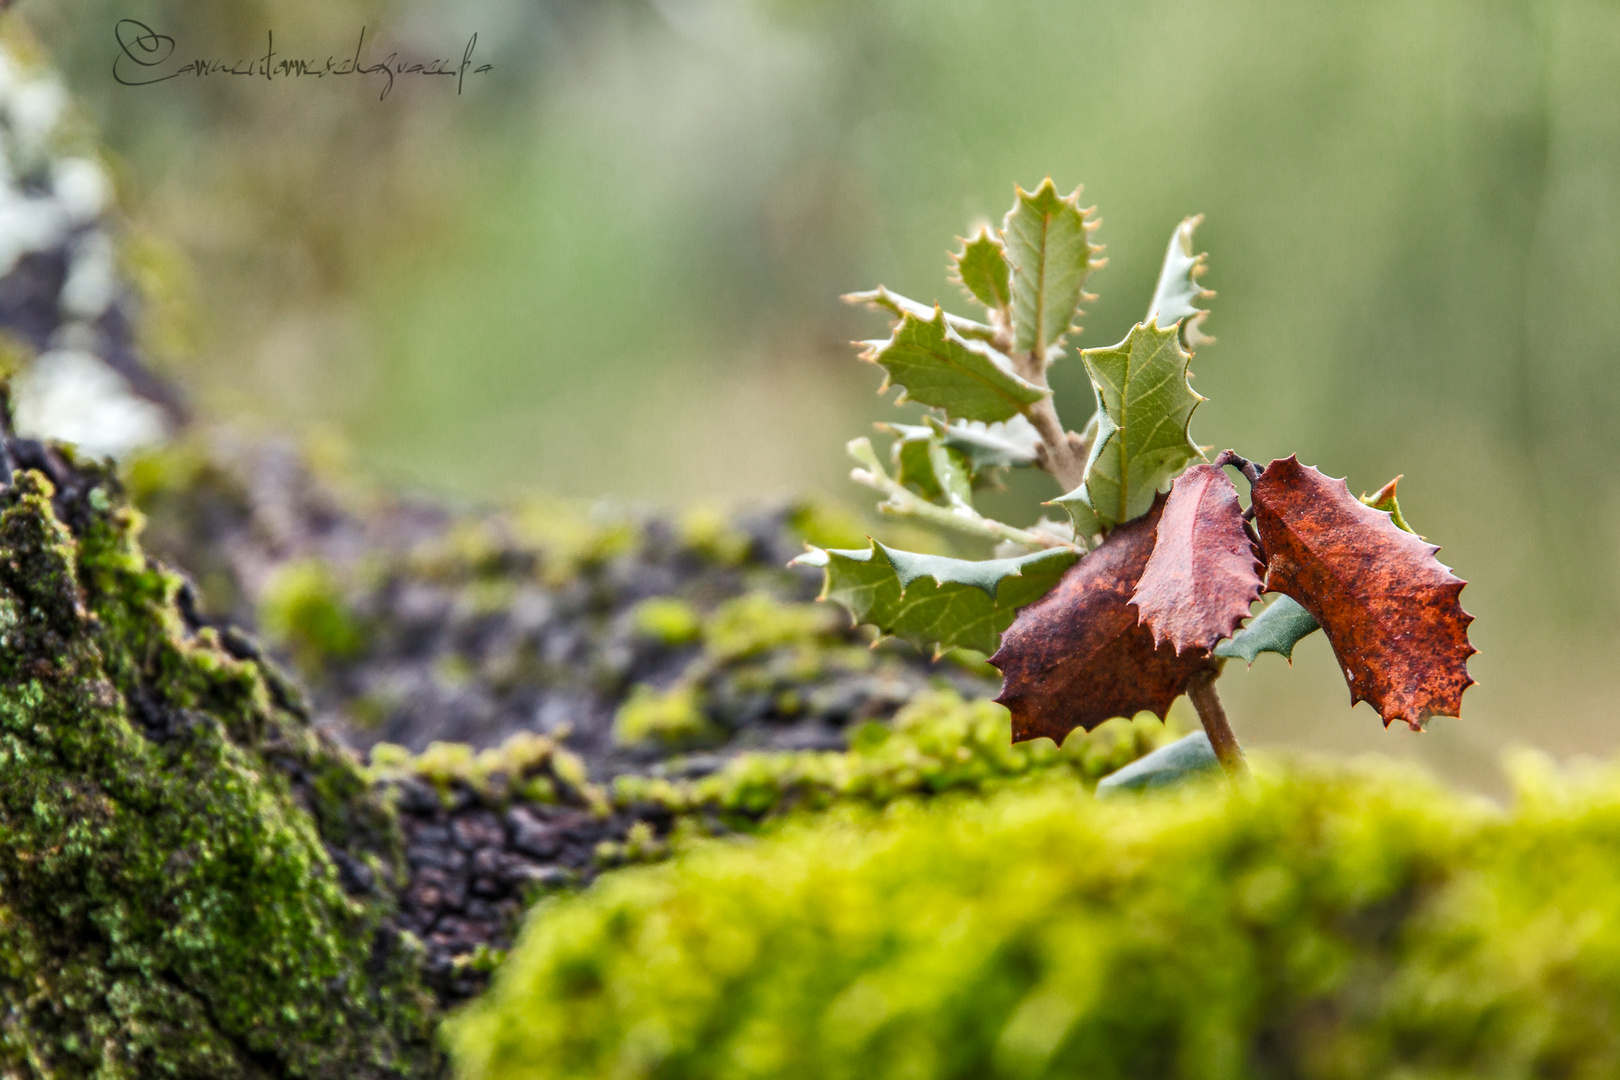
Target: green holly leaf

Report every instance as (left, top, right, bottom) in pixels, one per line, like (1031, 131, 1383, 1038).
(952, 227, 1012, 314)
(1053, 321, 1204, 537)
(860, 308, 1049, 424)
(927, 439, 975, 509)
(884, 425, 975, 508)
(1003, 178, 1101, 359)
(791, 543, 1078, 656)
(1145, 215, 1214, 348)
(1213, 594, 1321, 664)
(843, 285, 999, 344)
(887, 426, 946, 501)
(1359, 475, 1418, 536)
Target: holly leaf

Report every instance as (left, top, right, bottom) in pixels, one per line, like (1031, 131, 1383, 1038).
(883, 425, 961, 502)
(1053, 321, 1204, 538)
(792, 543, 1078, 657)
(885, 425, 953, 502)
(859, 308, 1048, 424)
(1003, 178, 1101, 359)
(1213, 595, 1321, 664)
(924, 438, 974, 510)
(1145, 215, 1214, 349)
(952, 227, 1012, 314)
(1250, 457, 1475, 729)
(1359, 474, 1418, 536)
(842, 285, 999, 344)
(990, 498, 1210, 744)
(1131, 463, 1264, 655)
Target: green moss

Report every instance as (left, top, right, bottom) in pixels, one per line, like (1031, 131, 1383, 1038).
(258, 558, 365, 668)
(630, 598, 703, 646)
(453, 757, 1620, 1080)
(371, 731, 607, 814)
(592, 822, 667, 869)
(703, 592, 840, 663)
(613, 684, 716, 748)
(612, 691, 1176, 823)
(676, 506, 753, 565)
(0, 467, 436, 1078)
(508, 498, 637, 586)
(786, 498, 870, 550)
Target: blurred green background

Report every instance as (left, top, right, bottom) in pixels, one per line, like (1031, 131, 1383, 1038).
(17, 0, 1620, 784)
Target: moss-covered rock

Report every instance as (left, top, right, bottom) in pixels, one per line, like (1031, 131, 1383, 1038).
(0, 448, 437, 1079)
(451, 757, 1620, 1080)
(365, 688, 1180, 1002)
(123, 433, 1177, 1004)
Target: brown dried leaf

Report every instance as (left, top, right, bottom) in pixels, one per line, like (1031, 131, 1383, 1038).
(990, 498, 1210, 744)
(1131, 463, 1264, 655)
(1250, 456, 1476, 730)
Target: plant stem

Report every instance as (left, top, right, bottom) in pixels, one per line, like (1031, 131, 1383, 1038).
(1211, 448, 1260, 485)
(1006, 338, 1093, 494)
(856, 473, 1072, 550)
(1023, 398, 1090, 491)
(1186, 666, 1250, 785)
(845, 439, 1078, 551)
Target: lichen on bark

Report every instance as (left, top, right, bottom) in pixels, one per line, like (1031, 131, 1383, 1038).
(0, 445, 438, 1079)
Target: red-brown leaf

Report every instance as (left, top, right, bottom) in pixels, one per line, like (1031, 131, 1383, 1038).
(990, 497, 1210, 744)
(1131, 463, 1264, 655)
(1250, 456, 1475, 730)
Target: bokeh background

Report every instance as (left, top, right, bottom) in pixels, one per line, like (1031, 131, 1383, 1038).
(15, 0, 1620, 786)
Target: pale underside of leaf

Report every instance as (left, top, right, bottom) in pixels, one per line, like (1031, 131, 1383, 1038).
(843, 285, 998, 343)
(884, 416, 1040, 489)
(1053, 321, 1203, 537)
(936, 415, 1042, 473)
(1145, 215, 1214, 348)
(1003, 178, 1099, 358)
(792, 543, 1078, 657)
(1212, 594, 1321, 664)
(861, 308, 1048, 424)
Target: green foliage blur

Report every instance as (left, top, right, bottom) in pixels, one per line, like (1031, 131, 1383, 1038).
(18, 0, 1620, 777)
(453, 754, 1620, 1080)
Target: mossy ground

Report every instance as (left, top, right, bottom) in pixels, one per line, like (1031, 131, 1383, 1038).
(0, 452, 437, 1079)
(451, 755, 1620, 1080)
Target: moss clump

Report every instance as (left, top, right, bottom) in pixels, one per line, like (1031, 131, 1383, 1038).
(786, 498, 870, 550)
(613, 684, 715, 747)
(370, 730, 606, 813)
(0, 465, 437, 1078)
(703, 592, 840, 663)
(612, 690, 1176, 822)
(258, 557, 366, 669)
(454, 757, 1620, 1080)
(675, 506, 753, 565)
(506, 497, 639, 586)
(629, 597, 703, 646)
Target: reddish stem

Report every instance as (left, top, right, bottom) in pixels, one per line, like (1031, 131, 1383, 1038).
(1186, 666, 1251, 785)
